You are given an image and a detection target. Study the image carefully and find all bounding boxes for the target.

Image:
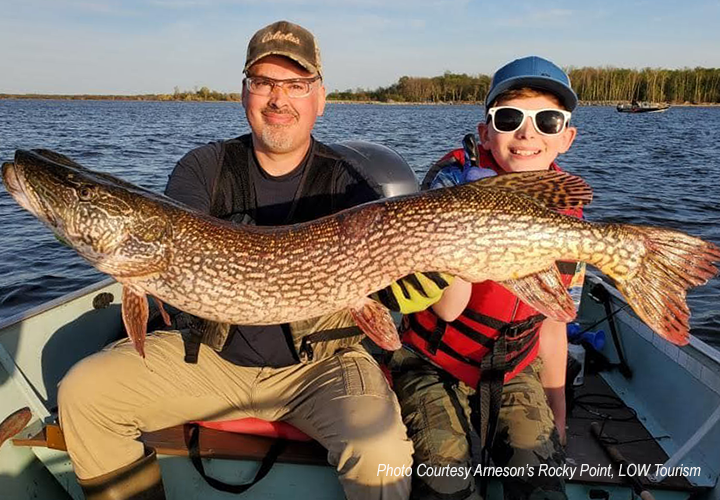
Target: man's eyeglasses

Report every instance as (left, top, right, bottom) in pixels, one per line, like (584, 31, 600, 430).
(244, 75, 321, 99)
(486, 106, 572, 136)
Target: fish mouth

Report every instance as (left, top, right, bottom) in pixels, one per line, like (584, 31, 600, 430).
(2, 162, 32, 212)
(2, 161, 56, 226)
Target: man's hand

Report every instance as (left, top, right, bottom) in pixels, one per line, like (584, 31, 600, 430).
(373, 272, 454, 314)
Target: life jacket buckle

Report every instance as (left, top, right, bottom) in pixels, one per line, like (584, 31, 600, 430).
(299, 337, 315, 362)
(504, 315, 544, 338)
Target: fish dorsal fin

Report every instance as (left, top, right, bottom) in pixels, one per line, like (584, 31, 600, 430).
(499, 265, 577, 323)
(465, 171, 593, 210)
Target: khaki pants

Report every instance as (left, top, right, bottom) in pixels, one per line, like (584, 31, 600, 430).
(58, 331, 413, 500)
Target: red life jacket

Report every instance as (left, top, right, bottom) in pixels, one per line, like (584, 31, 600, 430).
(402, 147, 583, 388)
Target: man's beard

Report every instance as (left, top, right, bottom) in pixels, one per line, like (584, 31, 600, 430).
(260, 123, 296, 153)
(259, 105, 299, 153)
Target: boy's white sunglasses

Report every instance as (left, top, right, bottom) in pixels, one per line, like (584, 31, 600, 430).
(486, 106, 572, 136)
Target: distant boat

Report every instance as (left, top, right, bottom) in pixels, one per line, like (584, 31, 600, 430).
(617, 101, 670, 113)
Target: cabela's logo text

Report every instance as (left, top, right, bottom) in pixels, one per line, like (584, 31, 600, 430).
(262, 31, 301, 45)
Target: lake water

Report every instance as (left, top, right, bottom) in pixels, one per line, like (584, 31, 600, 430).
(1, 100, 719, 348)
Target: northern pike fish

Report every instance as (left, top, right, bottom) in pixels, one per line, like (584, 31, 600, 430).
(3, 149, 719, 355)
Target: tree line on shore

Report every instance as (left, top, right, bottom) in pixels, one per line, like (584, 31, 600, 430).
(0, 86, 242, 102)
(330, 67, 720, 104)
(3, 67, 719, 104)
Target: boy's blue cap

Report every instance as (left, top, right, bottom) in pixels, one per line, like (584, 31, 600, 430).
(485, 56, 578, 111)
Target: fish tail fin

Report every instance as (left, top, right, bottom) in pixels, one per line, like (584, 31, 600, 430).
(610, 227, 720, 345)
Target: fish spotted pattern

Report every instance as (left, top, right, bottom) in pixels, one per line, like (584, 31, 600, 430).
(2, 149, 719, 355)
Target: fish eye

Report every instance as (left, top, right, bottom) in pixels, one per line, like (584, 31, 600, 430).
(78, 186, 96, 201)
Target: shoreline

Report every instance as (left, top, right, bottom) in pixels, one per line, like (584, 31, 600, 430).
(1, 95, 719, 107)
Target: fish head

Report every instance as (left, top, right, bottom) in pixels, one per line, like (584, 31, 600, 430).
(2, 149, 172, 277)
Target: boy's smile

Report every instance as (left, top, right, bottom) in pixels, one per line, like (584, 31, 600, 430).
(479, 95, 576, 172)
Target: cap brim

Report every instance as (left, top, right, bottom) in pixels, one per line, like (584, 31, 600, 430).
(485, 76, 577, 111)
(244, 51, 320, 76)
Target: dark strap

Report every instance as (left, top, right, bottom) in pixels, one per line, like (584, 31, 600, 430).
(407, 315, 484, 368)
(180, 315, 230, 364)
(473, 333, 507, 500)
(183, 328, 202, 364)
(184, 423, 287, 494)
(448, 318, 495, 349)
(426, 319, 447, 355)
(212, 135, 254, 221)
(504, 314, 545, 337)
(460, 308, 509, 332)
(461, 308, 544, 336)
(298, 326, 362, 362)
(179, 136, 251, 366)
(505, 329, 540, 366)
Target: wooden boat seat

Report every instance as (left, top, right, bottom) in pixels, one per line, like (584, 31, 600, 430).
(14, 419, 330, 467)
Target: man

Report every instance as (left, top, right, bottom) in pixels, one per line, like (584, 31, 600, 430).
(59, 20, 441, 500)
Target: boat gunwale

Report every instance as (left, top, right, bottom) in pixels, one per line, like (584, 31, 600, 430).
(585, 271, 720, 367)
(0, 277, 118, 335)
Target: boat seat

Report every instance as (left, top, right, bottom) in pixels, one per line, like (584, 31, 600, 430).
(13, 418, 329, 466)
(193, 417, 313, 441)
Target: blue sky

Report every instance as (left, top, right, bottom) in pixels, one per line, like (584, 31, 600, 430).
(1, 0, 719, 95)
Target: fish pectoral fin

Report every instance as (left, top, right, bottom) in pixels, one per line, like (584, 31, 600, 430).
(499, 266, 576, 323)
(350, 298, 402, 351)
(122, 286, 149, 357)
(152, 295, 172, 327)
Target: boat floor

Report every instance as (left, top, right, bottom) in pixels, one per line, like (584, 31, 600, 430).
(13, 371, 702, 494)
(565, 371, 698, 492)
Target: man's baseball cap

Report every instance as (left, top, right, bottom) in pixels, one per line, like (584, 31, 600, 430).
(485, 56, 577, 111)
(244, 20, 322, 77)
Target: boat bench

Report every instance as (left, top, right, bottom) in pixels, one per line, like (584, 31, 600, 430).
(13, 420, 330, 467)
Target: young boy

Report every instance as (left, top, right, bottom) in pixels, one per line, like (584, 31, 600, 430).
(391, 56, 583, 500)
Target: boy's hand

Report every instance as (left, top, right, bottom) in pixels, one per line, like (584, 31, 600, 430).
(373, 272, 454, 314)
